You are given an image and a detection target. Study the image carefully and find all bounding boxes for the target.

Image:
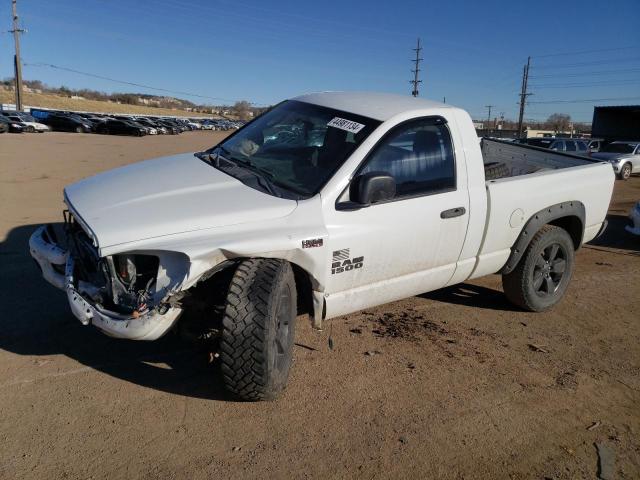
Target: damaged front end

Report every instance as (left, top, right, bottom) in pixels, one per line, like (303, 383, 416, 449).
(29, 212, 184, 340)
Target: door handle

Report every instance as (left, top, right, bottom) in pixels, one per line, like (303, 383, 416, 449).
(440, 207, 466, 219)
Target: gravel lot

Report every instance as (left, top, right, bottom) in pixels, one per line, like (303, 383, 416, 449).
(1, 132, 639, 479)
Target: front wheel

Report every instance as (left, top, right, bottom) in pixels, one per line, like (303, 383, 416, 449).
(75, 126, 83, 133)
(618, 163, 632, 180)
(502, 225, 575, 312)
(27, 126, 35, 133)
(220, 259, 296, 401)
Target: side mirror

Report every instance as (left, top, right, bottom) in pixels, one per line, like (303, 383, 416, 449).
(350, 172, 396, 206)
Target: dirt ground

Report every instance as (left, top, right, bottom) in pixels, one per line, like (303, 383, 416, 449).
(1, 132, 639, 480)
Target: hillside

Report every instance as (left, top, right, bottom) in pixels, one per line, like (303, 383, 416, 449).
(0, 90, 219, 118)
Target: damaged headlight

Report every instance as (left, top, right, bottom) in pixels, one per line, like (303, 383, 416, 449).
(110, 254, 159, 292)
(106, 254, 160, 312)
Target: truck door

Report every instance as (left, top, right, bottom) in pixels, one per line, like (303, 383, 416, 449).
(324, 117, 470, 317)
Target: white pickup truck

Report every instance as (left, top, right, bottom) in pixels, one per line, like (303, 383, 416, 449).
(30, 92, 614, 400)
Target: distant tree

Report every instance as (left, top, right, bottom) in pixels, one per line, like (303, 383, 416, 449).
(233, 100, 252, 120)
(545, 113, 571, 133)
(58, 85, 75, 97)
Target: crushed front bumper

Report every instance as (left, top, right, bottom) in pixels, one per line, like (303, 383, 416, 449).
(29, 225, 182, 340)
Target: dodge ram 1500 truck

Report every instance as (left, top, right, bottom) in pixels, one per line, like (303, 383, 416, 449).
(30, 92, 614, 400)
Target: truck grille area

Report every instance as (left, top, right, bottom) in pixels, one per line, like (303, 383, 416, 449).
(64, 211, 159, 316)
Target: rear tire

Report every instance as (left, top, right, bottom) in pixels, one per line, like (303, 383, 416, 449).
(220, 259, 296, 401)
(502, 225, 575, 312)
(27, 126, 35, 133)
(618, 163, 632, 180)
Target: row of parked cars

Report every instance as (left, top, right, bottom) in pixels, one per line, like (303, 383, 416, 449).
(0, 109, 245, 136)
(517, 137, 640, 180)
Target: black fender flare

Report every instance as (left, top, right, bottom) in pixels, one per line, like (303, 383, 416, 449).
(500, 201, 585, 275)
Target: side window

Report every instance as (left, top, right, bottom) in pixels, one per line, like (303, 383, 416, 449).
(551, 141, 564, 151)
(358, 119, 455, 198)
(565, 141, 577, 151)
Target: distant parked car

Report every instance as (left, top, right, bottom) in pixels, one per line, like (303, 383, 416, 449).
(590, 141, 640, 180)
(157, 121, 180, 134)
(6, 115, 50, 133)
(133, 118, 164, 134)
(200, 121, 216, 130)
(588, 139, 604, 153)
(95, 119, 147, 136)
(525, 137, 589, 154)
(0, 115, 25, 133)
(41, 113, 92, 133)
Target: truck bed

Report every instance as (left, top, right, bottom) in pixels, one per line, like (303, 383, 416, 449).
(481, 138, 597, 178)
(468, 139, 615, 279)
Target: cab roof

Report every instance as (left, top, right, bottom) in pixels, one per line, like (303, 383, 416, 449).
(292, 91, 455, 121)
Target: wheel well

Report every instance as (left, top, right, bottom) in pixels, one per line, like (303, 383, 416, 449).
(548, 215, 583, 250)
(290, 263, 313, 317)
(193, 258, 314, 317)
(500, 201, 585, 275)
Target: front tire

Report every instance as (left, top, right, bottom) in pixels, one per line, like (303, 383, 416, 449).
(75, 126, 83, 133)
(502, 225, 575, 312)
(618, 163, 632, 180)
(220, 259, 296, 401)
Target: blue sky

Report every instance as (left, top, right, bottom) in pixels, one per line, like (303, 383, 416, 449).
(1, 0, 639, 122)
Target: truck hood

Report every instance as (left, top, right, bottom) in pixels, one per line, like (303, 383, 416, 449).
(64, 153, 298, 248)
(590, 152, 633, 161)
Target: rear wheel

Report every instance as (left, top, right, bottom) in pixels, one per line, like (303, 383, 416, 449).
(27, 126, 35, 133)
(619, 163, 632, 180)
(220, 259, 296, 401)
(502, 225, 575, 312)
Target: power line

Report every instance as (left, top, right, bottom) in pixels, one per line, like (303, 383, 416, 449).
(531, 46, 640, 59)
(531, 57, 640, 69)
(528, 96, 640, 105)
(23, 62, 263, 105)
(410, 38, 423, 97)
(529, 80, 640, 88)
(529, 68, 640, 79)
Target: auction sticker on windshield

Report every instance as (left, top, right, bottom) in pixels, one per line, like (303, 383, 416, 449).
(327, 117, 366, 134)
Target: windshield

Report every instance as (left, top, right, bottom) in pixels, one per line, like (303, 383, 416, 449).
(602, 143, 636, 154)
(208, 100, 380, 198)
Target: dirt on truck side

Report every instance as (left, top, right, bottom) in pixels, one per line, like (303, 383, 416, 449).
(1, 131, 639, 479)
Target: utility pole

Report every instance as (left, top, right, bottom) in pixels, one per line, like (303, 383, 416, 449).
(485, 105, 494, 134)
(10, 0, 25, 111)
(410, 38, 423, 97)
(516, 56, 532, 139)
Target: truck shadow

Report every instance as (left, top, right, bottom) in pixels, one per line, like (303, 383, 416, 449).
(420, 283, 521, 312)
(588, 214, 639, 253)
(0, 223, 233, 401)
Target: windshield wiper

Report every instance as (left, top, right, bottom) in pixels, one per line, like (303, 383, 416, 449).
(232, 158, 281, 197)
(209, 147, 282, 197)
